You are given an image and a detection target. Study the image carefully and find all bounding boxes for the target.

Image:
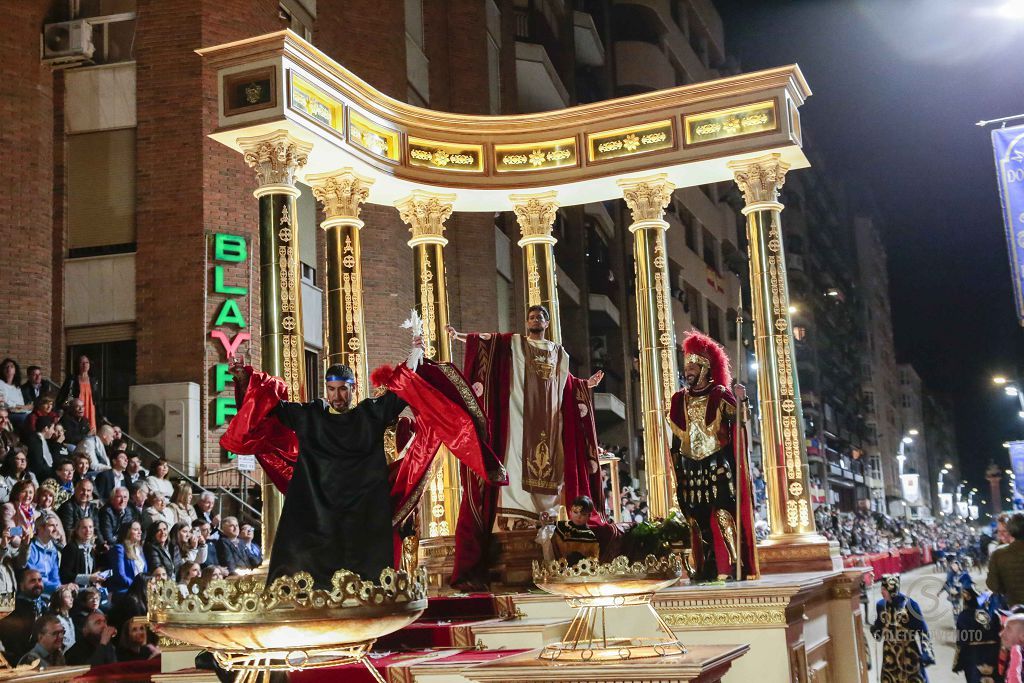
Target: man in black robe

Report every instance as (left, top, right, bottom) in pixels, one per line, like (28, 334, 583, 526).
(230, 360, 407, 587)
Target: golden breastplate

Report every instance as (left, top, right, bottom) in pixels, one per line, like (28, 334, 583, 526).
(683, 394, 722, 461)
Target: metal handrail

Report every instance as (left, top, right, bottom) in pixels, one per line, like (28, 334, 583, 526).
(120, 432, 261, 519)
(205, 464, 261, 488)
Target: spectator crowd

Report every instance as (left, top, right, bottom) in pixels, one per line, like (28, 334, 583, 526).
(0, 356, 261, 669)
(813, 505, 982, 559)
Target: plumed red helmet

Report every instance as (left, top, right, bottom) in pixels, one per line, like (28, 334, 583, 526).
(681, 329, 732, 388)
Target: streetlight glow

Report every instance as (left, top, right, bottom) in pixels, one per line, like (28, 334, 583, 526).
(994, 376, 1009, 385)
(944, 462, 953, 469)
(908, 429, 919, 436)
(788, 305, 798, 314)
(902, 436, 913, 444)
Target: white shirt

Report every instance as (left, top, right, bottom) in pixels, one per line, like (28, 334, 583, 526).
(144, 476, 174, 500)
(0, 382, 22, 409)
(76, 435, 111, 472)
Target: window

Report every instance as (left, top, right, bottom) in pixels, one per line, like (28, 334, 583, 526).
(68, 129, 136, 256)
(405, 0, 429, 102)
(304, 349, 320, 400)
(279, 1, 314, 40)
(65, 339, 136, 428)
(495, 224, 513, 331)
(486, 0, 502, 114)
(296, 182, 318, 277)
(707, 303, 722, 342)
(701, 228, 717, 271)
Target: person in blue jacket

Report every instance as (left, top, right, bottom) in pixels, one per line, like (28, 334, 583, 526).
(871, 573, 935, 683)
(105, 520, 148, 595)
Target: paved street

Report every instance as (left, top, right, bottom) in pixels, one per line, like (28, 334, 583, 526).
(862, 564, 987, 683)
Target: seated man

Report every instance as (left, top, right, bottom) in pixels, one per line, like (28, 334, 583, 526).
(65, 610, 117, 666)
(551, 496, 600, 566)
(98, 487, 137, 549)
(0, 569, 46, 662)
(17, 615, 66, 669)
(59, 398, 91, 447)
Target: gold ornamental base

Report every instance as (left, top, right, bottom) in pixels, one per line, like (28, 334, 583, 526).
(540, 593, 685, 662)
(148, 568, 428, 683)
(533, 555, 686, 662)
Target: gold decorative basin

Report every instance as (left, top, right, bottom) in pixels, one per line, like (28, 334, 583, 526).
(149, 568, 427, 681)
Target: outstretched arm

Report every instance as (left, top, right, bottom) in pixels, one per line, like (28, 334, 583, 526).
(586, 371, 604, 389)
(445, 324, 467, 344)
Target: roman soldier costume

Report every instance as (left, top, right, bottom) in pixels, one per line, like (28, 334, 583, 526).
(668, 330, 757, 582)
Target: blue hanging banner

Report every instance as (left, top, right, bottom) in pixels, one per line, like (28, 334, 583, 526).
(991, 125, 1024, 326)
(1009, 440, 1024, 508)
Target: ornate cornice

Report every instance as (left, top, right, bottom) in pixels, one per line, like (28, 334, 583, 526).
(308, 169, 374, 223)
(510, 191, 558, 246)
(238, 129, 312, 190)
(728, 153, 790, 208)
(617, 174, 675, 224)
(396, 190, 456, 246)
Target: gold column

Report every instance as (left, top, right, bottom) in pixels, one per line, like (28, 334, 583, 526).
(239, 129, 310, 559)
(617, 175, 678, 520)
(511, 191, 561, 344)
(308, 169, 374, 402)
(728, 153, 838, 571)
(396, 190, 459, 536)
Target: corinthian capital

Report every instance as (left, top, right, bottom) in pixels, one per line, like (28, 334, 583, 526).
(728, 153, 790, 208)
(617, 174, 675, 224)
(396, 190, 456, 246)
(307, 169, 374, 224)
(238, 130, 313, 190)
(510, 191, 559, 246)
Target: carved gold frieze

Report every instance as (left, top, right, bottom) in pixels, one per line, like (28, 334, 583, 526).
(587, 120, 674, 163)
(289, 74, 343, 132)
(495, 138, 577, 172)
(408, 137, 483, 172)
(348, 109, 400, 161)
(684, 99, 778, 146)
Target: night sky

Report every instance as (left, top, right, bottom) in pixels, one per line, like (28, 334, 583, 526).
(716, 0, 1024, 498)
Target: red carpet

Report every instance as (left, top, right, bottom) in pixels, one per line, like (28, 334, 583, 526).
(373, 592, 515, 651)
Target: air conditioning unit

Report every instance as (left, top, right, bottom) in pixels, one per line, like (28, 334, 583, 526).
(129, 382, 201, 477)
(42, 19, 95, 66)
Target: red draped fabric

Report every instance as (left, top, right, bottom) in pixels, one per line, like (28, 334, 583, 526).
(451, 333, 514, 588)
(451, 334, 606, 586)
(222, 369, 298, 493)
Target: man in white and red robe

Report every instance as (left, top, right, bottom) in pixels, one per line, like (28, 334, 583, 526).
(446, 305, 606, 590)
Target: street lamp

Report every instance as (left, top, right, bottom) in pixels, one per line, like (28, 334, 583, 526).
(994, 375, 1024, 413)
